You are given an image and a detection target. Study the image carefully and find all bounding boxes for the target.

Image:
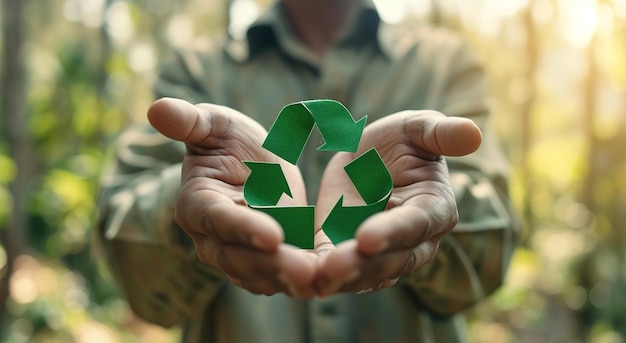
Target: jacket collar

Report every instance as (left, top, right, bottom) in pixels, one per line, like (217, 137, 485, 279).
(225, 0, 400, 63)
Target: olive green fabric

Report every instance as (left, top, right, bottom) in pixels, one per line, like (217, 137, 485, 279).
(96, 2, 518, 342)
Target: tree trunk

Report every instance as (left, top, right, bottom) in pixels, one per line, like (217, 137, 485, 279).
(581, 33, 598, 214)
(519, 1, 537, 242)
(0, 0, 30, 327)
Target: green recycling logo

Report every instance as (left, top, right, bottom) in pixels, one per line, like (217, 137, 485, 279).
(243, 100, 392, 249)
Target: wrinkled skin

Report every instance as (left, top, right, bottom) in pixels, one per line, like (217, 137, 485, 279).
(148, 97, 482, 298)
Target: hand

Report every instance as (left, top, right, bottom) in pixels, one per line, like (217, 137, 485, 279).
(314, 110, 482, 296)
(148, 98, 317, 298)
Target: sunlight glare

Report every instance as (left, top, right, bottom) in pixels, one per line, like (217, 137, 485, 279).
(63, 0, 105, 27)
(167, 14, 195, 48)
(105, 1, 135, 47)
(372, 0, 407, 24)
(405, 1, 432, 19)
(456, 0, 528, 37)
(482, 0, 529, 17)
(597, 4, 614, 37)
(616, 0, 626, 18)
(532, 0, 555, 26)
(127, 42, 156, 74)
(230, 0, 260, 40)
(557, 0, 598, 48)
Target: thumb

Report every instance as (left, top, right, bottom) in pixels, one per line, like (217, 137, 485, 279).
(408, 112, 483, 158)
(147, 97, 208, 143)
(433, 116, 483, 156)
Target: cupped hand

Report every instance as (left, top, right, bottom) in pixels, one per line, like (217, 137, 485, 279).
(314, 110, 482, 296)
(148, 98, 317, 298)
(148, 99, 482, 299)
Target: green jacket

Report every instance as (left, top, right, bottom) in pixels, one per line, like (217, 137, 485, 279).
(97, 2, 518, 342)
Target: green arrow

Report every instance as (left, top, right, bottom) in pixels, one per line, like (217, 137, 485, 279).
(255, 206, 314, 249)
(303, 100, 367, 153)
(242, 100, 392, 249)
(322, 148, 393, 245)
(343, 148, 392, 203)
(243, 161, 314, 248)
(262, 100, 367, 165)
(323, 196, 389, 245)
(243, 161, 292, 206)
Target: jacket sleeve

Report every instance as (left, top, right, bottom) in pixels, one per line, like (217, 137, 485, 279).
(401, 34, 520, 316)
(95, 50, 225, 327)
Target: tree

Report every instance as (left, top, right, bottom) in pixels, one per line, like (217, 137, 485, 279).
(0, 0, 30, 327)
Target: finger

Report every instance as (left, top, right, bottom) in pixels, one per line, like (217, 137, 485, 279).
(316, 240, 438, 296)
(404, 112, 482, 158)
(314, 152, 360, 225)
(337, 241, 438, 294)
(315, 241, 405, 296)
(207, 200, 286, 249)
(315, 240, 361, 296)
(203, 242, 317, 297)
(147, 97, 266, 145)
(355, 193, 457, 255)
(177, 188, 284, 252)
(147, 97, 208, 143)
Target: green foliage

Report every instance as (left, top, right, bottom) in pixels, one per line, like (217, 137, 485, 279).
(1, 0, 170, 340)
(0, 154, 16, 226)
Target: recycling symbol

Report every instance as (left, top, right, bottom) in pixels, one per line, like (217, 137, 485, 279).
(243, 100, 392, 249)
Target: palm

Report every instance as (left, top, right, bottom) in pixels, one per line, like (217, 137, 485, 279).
(316, 111, 463, 250)
(148, 98, 317, 298)
(314, 110, 482, 295)
(149, 99, 482, 298)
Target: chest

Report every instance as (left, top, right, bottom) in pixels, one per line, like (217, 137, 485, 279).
(215, 46, 440, 131)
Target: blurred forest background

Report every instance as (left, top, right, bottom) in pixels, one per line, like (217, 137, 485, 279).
(1, 0, 625, 342)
